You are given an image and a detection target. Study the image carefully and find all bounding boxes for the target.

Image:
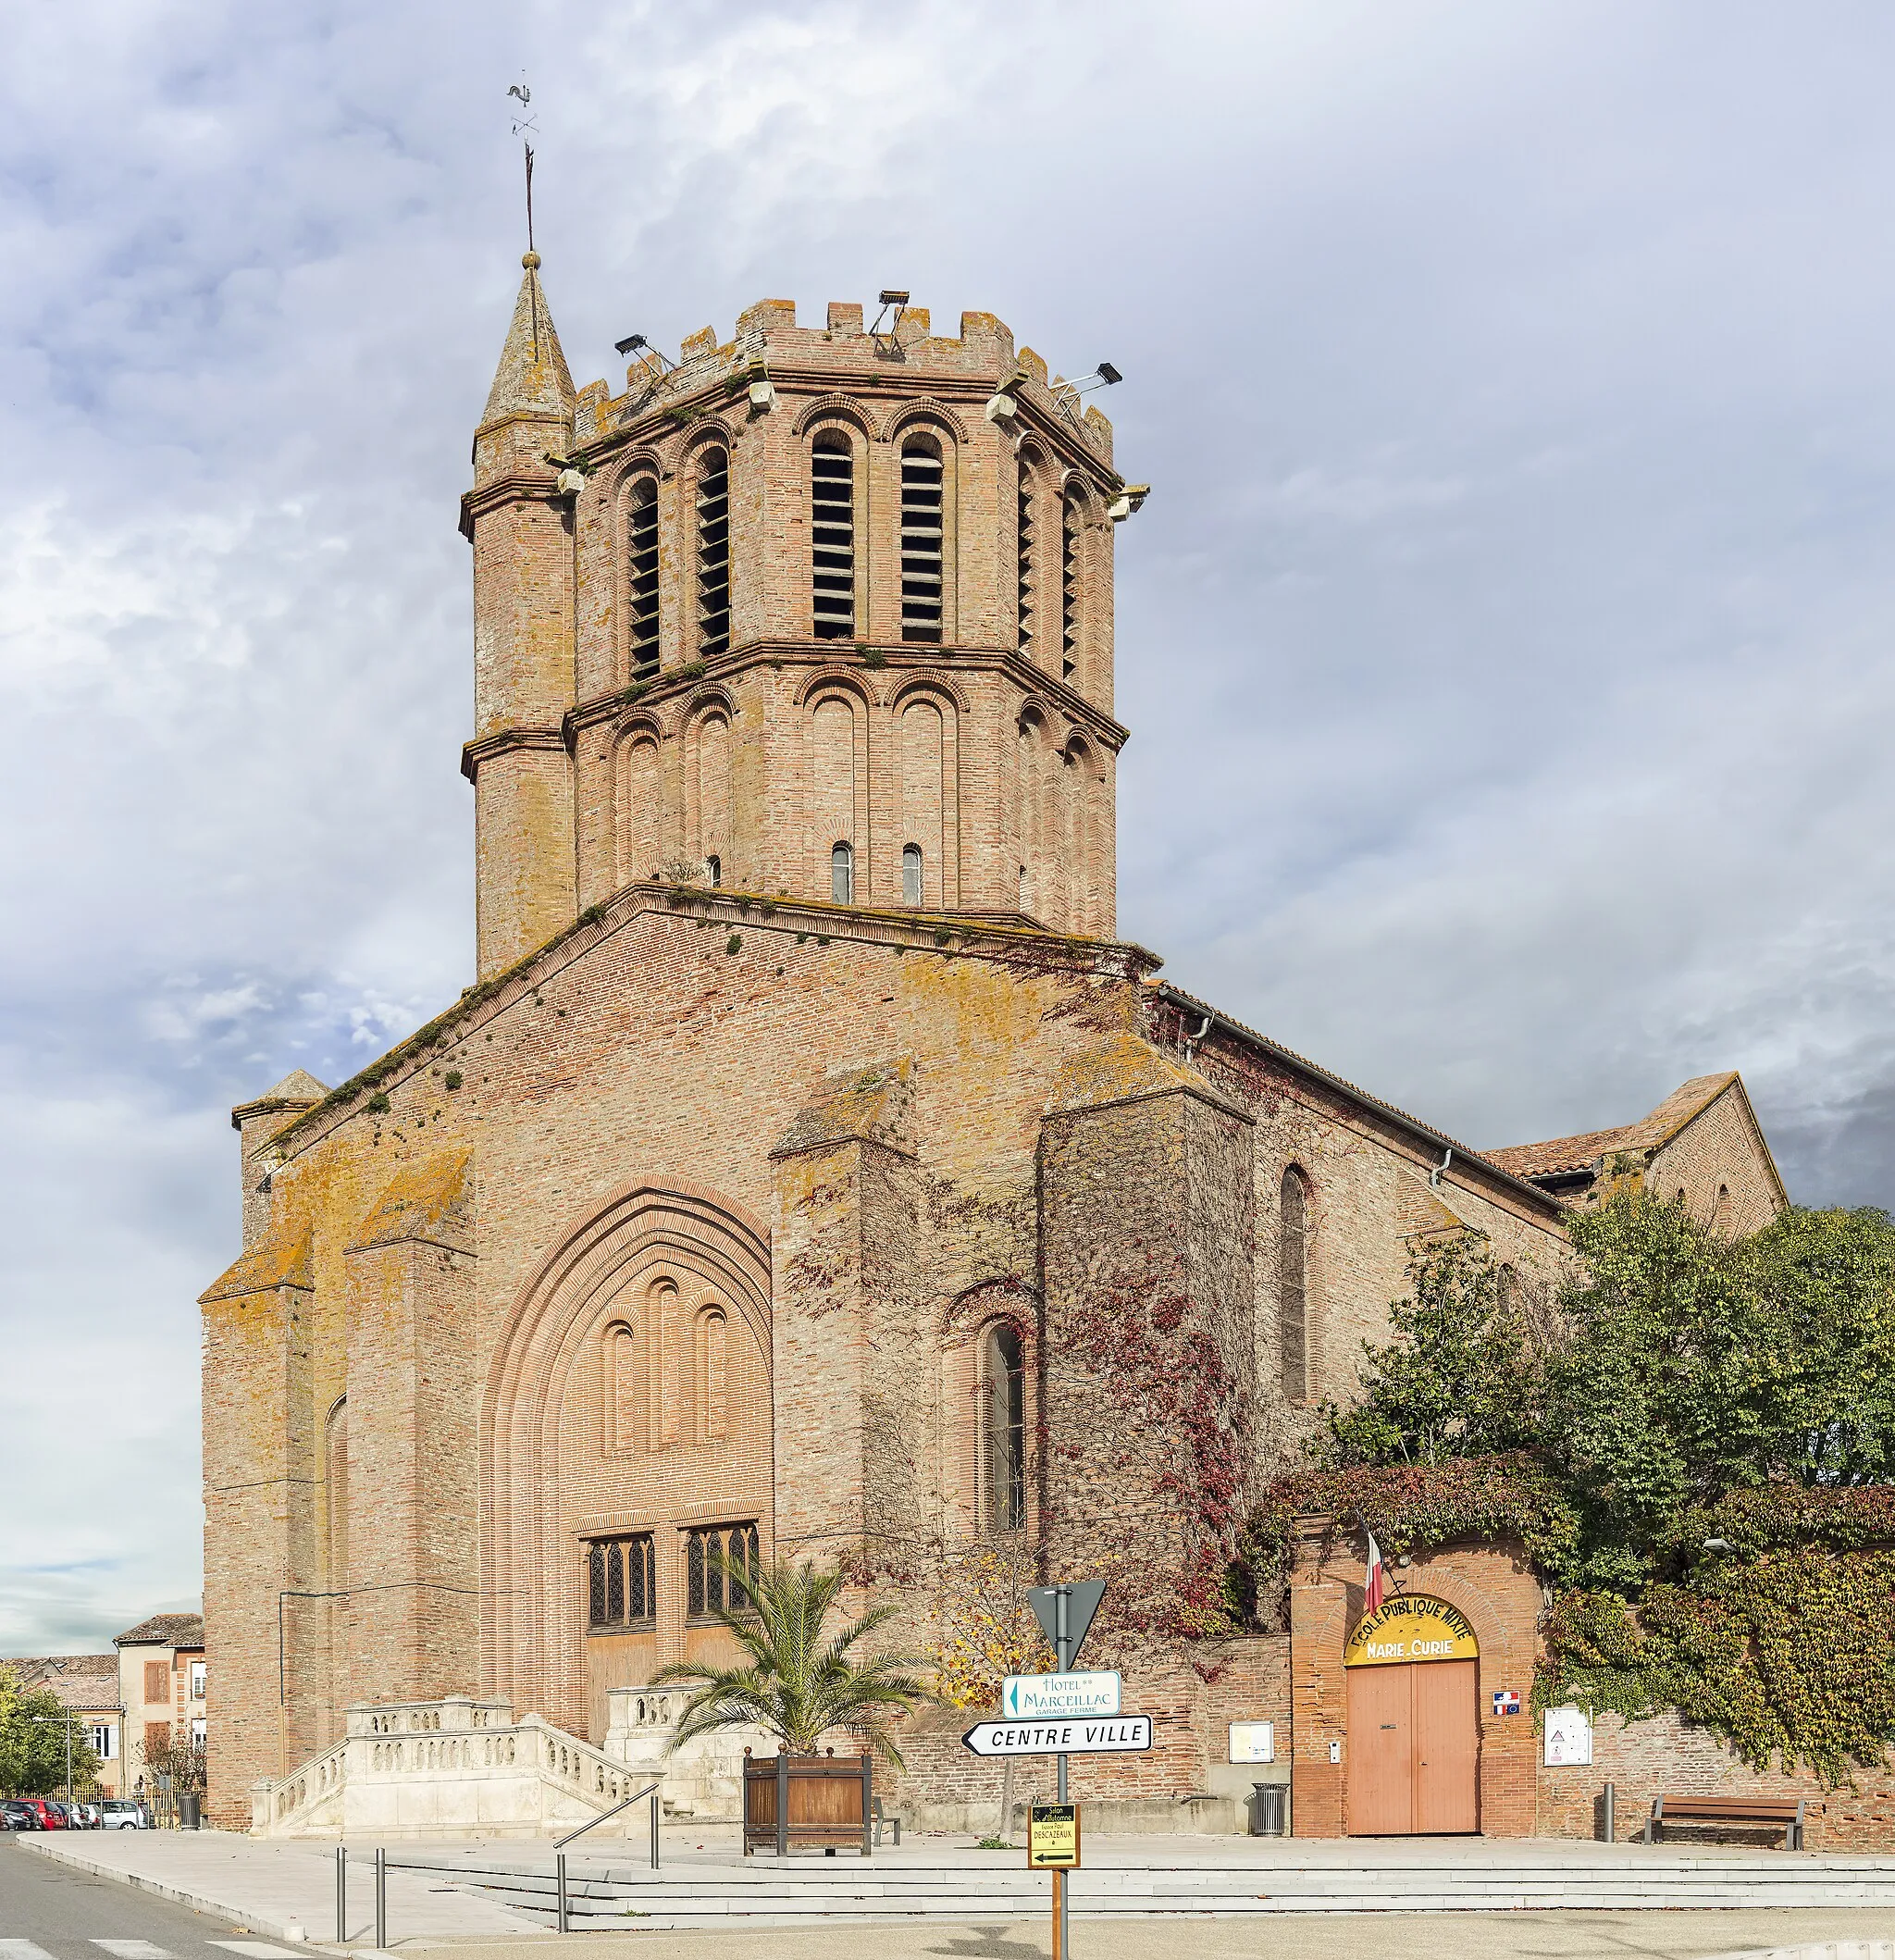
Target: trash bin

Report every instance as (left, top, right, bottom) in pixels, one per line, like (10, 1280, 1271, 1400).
(178, 1793, 202, 1830)
(1252, 1781, 1287, 1837)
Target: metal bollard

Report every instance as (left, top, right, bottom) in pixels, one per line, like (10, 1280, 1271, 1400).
(650, 1788, 660, 1870)
(1603, 1780, 1616, 1844)
(335, 1846, 347, 1944)
(556, 1852, 568, 1935)
(374, 1846, 387, 1951)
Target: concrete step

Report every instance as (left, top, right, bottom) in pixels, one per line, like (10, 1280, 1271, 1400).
(430, 1855, 1895, 1925)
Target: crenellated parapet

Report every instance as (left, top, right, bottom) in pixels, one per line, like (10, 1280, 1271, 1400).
(463, 278, 1146, 975)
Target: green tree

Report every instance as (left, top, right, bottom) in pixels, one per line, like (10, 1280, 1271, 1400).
(0, 1668, 103, 1797)
(1311, 1238, 1542, 1470)
(651, 1556, 939, 1768)
(1547, 1194, 1895, 1586)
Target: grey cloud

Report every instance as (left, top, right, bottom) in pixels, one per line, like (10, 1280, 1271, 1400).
(5, 0, 1895, 1648)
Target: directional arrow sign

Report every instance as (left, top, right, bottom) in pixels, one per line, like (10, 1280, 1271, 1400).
(961, 1716, 1153, 1758)
(1003, 1671, 1121, 1720)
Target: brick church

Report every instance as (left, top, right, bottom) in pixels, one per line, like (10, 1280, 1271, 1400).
(200, 258, 1787, 1835)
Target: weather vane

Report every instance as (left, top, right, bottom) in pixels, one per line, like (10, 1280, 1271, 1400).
(507, 80, 539, 258)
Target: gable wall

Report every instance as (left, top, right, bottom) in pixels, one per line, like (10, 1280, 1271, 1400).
(1647, 1085, 1785, 1236)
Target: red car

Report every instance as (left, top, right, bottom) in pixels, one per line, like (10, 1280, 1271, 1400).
(20, 1800, 68, 1829)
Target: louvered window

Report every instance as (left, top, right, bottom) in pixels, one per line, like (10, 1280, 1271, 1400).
(687, 1521, 760, 1619)
(900, 437, 944, 643)
(626, 478, 660, 676)
(811, 433, 855, 639)
(1060, 494, 1081, 681)
(696, 452, 731, 656)
(1018, 465, 1035, 657)
(586, 1533, 656, 1630)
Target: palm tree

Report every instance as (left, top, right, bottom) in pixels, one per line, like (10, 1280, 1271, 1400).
(651, 1555, 937, 1767)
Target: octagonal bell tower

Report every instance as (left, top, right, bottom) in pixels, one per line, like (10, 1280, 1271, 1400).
(462, 273, 1143, 981)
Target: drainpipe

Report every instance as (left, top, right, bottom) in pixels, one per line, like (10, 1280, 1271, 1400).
(1182, 1013, 1212, 1065)
(1430, 1147, 1453, 1190)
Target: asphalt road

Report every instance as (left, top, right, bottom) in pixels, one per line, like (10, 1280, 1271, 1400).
(0, 1840, 295, 1960)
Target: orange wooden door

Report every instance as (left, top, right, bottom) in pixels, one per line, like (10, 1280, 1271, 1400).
(1345, 1662, 1413, 1835)
(1413, 1657, 1479, 1834)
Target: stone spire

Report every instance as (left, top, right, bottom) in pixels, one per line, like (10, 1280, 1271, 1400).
(479, 252, 574, 430)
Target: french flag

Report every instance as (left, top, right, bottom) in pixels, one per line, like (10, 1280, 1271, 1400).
(1364, 1532, 1385, 1615)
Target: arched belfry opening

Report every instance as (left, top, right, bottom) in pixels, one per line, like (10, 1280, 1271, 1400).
(462, 282, 1137, 966)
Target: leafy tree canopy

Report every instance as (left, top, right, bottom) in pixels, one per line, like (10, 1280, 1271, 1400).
(0, 1668, 103, 1796)
(1311, 1193, 1895, 1590)
(1272, 1191, 1895, 1778)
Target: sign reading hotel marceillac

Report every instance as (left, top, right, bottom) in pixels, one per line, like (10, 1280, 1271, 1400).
(1344, 1595, 1479, 1668)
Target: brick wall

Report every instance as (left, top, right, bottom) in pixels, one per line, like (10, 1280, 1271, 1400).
(1648, 1085, 1783, 1237)
(1537, 1708, 1895, 1852)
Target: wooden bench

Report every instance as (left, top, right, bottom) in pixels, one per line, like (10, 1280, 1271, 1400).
(1644, 1793, 1805, 1850)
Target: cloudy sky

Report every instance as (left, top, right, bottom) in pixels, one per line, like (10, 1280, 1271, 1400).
(6, 0, 1895, 1652)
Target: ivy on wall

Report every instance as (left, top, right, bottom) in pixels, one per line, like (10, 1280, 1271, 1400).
(1240, 1196, 1895, 1784)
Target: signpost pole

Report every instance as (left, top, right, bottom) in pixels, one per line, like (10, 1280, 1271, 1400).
(1055, 1588, 1070, 1960)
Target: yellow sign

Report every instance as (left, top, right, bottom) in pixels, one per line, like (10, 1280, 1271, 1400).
(1027, 1801, 1081, 1868)
(1344, 1595, 1479, 1668)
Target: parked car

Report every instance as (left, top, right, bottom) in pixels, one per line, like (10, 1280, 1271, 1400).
(99, 1798, 153, 1830)
(19, 1799, 67, 1829)
(70, 1802, 101, 1829)
(0, 1800, 41, 1830)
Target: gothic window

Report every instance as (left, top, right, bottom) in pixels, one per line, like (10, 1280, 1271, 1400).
(899, 435, 945, 642)
(1280, 1167, 1310, 1405)
(1017, 461, 1035, 657)
(626, 477, 660, 676)
(587, 1533, 656, 1631)
(902, 843, 923, 906)
(687, 1521, 760, 1619)
(831, 840, 854, 904)
(609, 1322, 638, 1452)
(699, 1308, 727, 1442)
(1060, 492, 1082, 682)
(811, 431, 855, 639)
(696, 449, 731, 656)
(979, 1321, 1026, 1534)
(705, 854, 721, 887)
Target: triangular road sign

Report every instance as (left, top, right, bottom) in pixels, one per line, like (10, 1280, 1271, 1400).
(1027, 1581, 1106, 1669)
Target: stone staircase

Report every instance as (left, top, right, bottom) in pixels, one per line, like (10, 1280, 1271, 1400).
(252, 1696, 663, 1840)
(404, 1846, 1895, 1928)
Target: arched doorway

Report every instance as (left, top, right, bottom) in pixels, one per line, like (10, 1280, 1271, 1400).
(1344, 1597, 1480, 1834)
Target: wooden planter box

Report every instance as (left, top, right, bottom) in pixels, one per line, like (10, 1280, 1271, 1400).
(742, 1749, 873, 1855)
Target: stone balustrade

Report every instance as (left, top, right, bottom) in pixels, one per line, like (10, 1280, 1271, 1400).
(250, 1693, 683, 1840)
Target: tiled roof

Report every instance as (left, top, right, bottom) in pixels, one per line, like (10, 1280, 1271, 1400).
(1484, 1074, 1740, 1181)
(2, 1655, 120, 1710)
(115, 1612, 204, 1649)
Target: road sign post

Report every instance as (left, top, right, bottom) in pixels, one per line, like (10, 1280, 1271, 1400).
(1025, 1582, 1107, 1958)
(1028, 1802, 1082, 1960)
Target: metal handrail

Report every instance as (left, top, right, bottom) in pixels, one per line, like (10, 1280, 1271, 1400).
(553, 1778, 663, 1931)
(554, 1778, 661, 1851)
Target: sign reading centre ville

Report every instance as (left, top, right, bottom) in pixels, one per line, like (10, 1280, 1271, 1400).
(1343, 1596, 1479, 1668)
(962, 1716, 1153, 1757)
